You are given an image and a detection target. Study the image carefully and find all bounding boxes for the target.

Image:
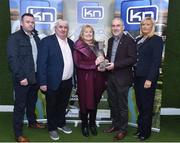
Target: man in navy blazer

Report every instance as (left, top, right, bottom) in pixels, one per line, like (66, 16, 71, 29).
(37, 19, 74, 141)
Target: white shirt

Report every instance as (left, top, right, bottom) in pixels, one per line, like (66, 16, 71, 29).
(56, 35, 74, 80)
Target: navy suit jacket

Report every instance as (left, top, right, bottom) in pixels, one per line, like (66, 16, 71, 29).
(135, 35, 163, 82)
(106, 33, 137, 86)
(37, 34, 74, 90)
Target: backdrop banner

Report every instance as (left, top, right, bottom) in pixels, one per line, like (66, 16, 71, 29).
(9, 0, 63, 38)
(9, 0, 63, 120)
(9, 0, 169, 132)
(114, 0, 169, 131)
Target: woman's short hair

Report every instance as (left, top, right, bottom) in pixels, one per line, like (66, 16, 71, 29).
(79, 25, 95, 42)
(140, 17, 155, 37)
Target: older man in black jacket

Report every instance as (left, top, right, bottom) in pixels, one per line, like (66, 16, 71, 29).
(7, 13, 44, 142)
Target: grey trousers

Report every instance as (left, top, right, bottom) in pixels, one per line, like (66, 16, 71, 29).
(107, 74, 130, 132)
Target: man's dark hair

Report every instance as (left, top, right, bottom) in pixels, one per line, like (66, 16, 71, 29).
(21, 13, 34, 21)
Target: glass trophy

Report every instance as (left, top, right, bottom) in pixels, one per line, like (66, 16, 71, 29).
(98, 41, 109, 70)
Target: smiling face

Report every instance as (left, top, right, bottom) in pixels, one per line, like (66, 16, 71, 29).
(111, 18, 124, 36)
(140, 17, 156, 37)
(55, 20, 69, 40)
(80, 25, 94, 44)
(141, 19, 153, 36)
(82, 27, 93, 42)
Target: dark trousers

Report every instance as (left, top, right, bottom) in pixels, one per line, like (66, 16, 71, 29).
(46, 78, 72, 131)
(134, 76, 157, 137)
(13, 82, 38, 137)
(107, 74, 129, 132)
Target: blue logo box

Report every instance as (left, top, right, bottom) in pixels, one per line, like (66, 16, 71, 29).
(120, 0, 158, 31)
(27, 7, 56, 24)
(77, 1, 104, 24)
(127, 5, 158, 24)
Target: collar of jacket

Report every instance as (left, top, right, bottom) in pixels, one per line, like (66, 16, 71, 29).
(75, 39, 97, 57)
(20, 26, 38, 37)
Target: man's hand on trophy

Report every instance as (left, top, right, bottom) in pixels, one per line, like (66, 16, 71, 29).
(105, 62, 114, 71)
(95, 55, 105, 65)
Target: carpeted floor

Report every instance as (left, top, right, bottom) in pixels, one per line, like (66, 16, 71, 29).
(0, 112, 180, 142)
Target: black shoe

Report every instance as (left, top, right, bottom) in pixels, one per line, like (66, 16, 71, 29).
(133, 131, 140, 137)
(89, 126, 97, 136)
(82, 127, 89, 137)
(139, 135, 149, 141)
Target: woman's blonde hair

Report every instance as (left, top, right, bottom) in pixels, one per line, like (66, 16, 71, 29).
(140, 17, 155, 37)
(79, 25, 95, 43)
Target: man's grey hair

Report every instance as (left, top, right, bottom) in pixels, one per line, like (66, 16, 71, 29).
(51, 19, 69, 34)
(54, 19, 69, 28)
(112, 18, 125, 30)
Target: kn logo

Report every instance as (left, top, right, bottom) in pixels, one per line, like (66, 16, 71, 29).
(78, 1, 104, 23)
(126, 5, 158, 24)
(81, 6, 104, 20)
(27, 6, 57, 24)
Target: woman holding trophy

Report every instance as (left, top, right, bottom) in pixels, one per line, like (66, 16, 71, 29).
(73, 25, 107, 137)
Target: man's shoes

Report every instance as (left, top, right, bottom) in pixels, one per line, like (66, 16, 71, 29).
(15, 135, 29, 143)
(114, 131, 127, 141)
(29, 122, 45, 129)
(89, 126, 97, 136)
(57, 126, 72, 134)
(133, 131, 140, 137)
(49, 130, 59, 141)
(104, 126, 118, 133)
(81, 127, 89, 137)
(138, 135, 150, 141)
